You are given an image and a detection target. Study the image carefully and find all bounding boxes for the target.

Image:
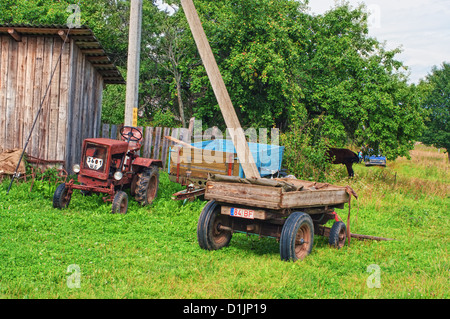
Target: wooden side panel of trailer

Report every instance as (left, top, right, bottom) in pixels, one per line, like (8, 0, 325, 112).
(280, 189, 349, 209)
(205, 181, 283, 210)
(169, 147, 240, 182)
(204, 180, 350, 211)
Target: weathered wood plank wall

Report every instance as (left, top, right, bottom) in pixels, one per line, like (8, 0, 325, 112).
(0, 35, 67, 160)
(65, 39, 104, 170)
(0, 35, 104, 171)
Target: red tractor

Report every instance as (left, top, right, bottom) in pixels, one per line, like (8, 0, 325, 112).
(53, 126, 162, 214)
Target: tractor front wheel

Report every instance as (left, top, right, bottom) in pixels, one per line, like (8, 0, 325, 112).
(135, 166, 159, 206)
(53, 183, 72, 209)
(112, 191, 128, 214)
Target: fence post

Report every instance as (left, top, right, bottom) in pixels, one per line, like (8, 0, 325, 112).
(153, 127, 162, 159)
(110, 125, 118, 140)
(102, 123, 110, 138)
(143, 126, 153, 158)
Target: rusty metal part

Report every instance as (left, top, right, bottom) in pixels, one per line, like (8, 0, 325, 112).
(295, 222, 312, 260)
(344, 186, 358, 245)
(172, 186, 205, 201)
(26, 155, 65, 166)
(315, 225, 395, 241)
(9, 165, 68, 192)
(218, 225, 233, 232)
(66, 179, 116, 203)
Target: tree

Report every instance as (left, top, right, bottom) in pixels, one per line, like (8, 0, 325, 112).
(147, 9, 197, 128)
(177, 0, 424, 159)
(298, 3, 425, 160)
(0, 0, 131, 66)
(420, 62, 450, 160)
(180, 0, 310, 129)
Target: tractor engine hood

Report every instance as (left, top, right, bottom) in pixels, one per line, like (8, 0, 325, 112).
(83, 138, 129, 155)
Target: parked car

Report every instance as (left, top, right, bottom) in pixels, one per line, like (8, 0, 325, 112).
(364, 154, 387, 166)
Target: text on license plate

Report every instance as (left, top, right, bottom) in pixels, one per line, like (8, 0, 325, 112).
(230, 208, 254, 219)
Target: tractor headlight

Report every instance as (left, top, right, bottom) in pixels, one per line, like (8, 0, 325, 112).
(114, 171, 123, 181)
(73, 164, 81, 174)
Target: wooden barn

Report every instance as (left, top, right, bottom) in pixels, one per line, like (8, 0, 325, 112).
(0, 24, 125, 171)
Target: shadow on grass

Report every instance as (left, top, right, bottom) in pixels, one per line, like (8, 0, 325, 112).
(227, 233, 280, 258)
(224, 232, 351, 262)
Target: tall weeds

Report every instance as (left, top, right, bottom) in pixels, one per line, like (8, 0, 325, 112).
(280, 116, 332, 182)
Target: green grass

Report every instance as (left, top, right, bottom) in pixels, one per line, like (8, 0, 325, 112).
(0, 144, 448, 299)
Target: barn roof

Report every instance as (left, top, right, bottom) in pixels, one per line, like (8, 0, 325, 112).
(0, 24, 125, 84)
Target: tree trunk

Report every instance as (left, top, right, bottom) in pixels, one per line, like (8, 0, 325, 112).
(176, 74, 186, 128)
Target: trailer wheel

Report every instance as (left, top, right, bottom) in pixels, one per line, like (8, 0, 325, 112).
(280, 212, 314, 262)
(53, 183, 71, 209)
(329, 221, 347, 249)
(135, 166, 159, 206)
(197, 200, 232, 250)
(112, 191, 128, 214)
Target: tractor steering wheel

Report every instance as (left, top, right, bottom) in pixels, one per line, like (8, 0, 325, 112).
(120, 126, 143, 142)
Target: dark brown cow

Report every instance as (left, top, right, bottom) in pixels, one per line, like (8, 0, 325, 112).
(326, 148, 359, 177)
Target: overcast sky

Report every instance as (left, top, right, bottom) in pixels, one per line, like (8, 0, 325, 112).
(307, 0, 450, 84)
(155, 0, 449, 84)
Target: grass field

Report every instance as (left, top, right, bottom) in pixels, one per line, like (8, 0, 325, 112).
(0, 144, 448, 299)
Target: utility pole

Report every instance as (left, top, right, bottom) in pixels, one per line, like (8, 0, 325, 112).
(180, 0, 260, 179)
(125, 0, 143, 127)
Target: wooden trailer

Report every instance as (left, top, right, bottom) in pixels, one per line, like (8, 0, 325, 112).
(197, 175, 359, 261)
(168, 138, 285, 200)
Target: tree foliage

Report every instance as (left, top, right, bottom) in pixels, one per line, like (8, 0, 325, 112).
(419, 62, 450, 159)
(184, 0, 310, 129)
(280, 112, 333, 182)
(175, 0, 424, 159)
(0, 0, 131, 65)
(298, 3, 425, 160)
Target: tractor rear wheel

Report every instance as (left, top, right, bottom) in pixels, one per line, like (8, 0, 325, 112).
(135, 166, 159, 206)
(53, 183, 71, 209)
(112, 191, 128, 214)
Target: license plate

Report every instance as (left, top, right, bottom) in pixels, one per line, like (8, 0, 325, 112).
(230, 207, 254, 219)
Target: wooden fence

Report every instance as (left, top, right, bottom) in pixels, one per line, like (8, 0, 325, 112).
(100, 120, 280, 172)
(100, 119, 211, 170)
(101, 124, 172, 170)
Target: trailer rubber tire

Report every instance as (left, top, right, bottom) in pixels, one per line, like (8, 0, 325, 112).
(53, 183, 71, 209)
(135, 166, 159, 206)
(197, 200, 232, 251)
(280, 212, 314, 262)
(112, 191, 128, 214)
(329, 221, 347, 249)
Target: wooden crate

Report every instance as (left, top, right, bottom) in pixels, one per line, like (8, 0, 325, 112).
(168, 146, 240, 186)
(167, 138, 285, 187)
